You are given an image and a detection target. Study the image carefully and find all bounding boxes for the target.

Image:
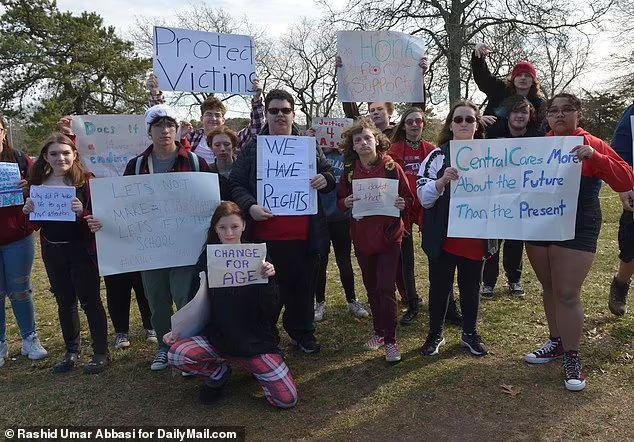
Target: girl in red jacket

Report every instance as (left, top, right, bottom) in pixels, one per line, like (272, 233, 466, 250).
(524, 93, 634, 391)
(0, 113, 48, 367)
(337, 117, 413, 363)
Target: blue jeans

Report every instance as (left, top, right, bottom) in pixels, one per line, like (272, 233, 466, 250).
(0, 234, 36, 341)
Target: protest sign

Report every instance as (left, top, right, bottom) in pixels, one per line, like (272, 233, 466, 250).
(171, 272, 210, 339)
(447, 137, 583, 240)
(352, 178, 399, 219)
(256, 136, 317, 215)
(153, 26, 256, 94)
(29, 185, 76, 221)
(312, 117, 353, 151)
(337, 30, 426, 102)
(207, 243, 268, 288)
(90, 172, 220, 276)
(0, 162, 23, 207)
(72, 115, 147, 177)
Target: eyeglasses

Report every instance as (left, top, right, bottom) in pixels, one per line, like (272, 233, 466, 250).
(203, 111, 223, 119)
(405, 118, 424, 126)
(267, 107, 293, 115)
(453, 116, 476, 124)
(546, 107, 577, 117)
(151, 121, 177, 129)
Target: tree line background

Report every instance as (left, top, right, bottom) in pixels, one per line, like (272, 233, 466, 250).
(0, 0, 632, 155)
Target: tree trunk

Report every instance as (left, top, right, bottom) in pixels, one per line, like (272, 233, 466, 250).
(446, 0, 465, 104)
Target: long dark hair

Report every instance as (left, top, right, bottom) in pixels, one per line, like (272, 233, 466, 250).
(437, 100, 486, 147)
(339, 117, 391, 165)
(28, 133, 90, 187)
(391, 107, 426, 143)
(0, 112, 17, 163)
(206, 201, 245, 244)
(505, 77, 545, 101)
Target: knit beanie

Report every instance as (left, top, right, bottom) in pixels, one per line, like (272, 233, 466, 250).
(511, 61, 537, 81)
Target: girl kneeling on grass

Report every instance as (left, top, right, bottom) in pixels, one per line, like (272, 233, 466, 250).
(22, 134, 109, 374)
(524, 93, 633, 391)
(164, 201, 298, 408)
(337, 117, 413, 364)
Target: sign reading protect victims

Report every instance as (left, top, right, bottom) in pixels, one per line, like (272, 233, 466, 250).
(256, 136, 317, 215)
(448, 137, 583, 240)
(153, 26, 256, 94)
(207, 244, 268, 288)
(90, 173, 220, 276)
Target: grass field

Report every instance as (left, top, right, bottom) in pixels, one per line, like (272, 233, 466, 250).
(1, 188, 633, 441)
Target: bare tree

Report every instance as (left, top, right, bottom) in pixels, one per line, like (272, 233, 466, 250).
(319, 0, 614, 104)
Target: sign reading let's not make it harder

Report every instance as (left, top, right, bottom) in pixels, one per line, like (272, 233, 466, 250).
(153, 26, 256, 94)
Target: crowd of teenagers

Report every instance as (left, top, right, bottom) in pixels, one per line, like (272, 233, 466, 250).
(1, 42, 633, 409)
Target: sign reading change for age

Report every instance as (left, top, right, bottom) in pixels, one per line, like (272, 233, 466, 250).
(448, 136, 583, 241)
(90, 173, 220, 276)
(207, 244, 268, 288)
(153, 26, 256, 94)
(256, 136, 318, 215)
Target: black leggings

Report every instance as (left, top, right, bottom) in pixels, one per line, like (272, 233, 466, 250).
(428, 251, 483, 336)
(104, 272, 153, 333)
(482, 240, 523, 287)
(315, 219, 356, 303)
(397, 233, 420, 307)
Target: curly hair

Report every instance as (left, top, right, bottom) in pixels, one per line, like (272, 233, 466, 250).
(340, 117, 391, 164)
(28, 133, 90, 188)
(437, 100, 486, 147)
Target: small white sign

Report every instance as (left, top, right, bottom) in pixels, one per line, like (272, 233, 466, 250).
(29, 185, 75, 221)
(0, 162, 24, 207)
(352, 178, 399, 219)
(206, 243, 268, 288)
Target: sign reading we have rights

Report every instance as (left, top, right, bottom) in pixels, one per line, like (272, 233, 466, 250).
(337, 30, 426, 103)
(90, 173, 220, 276)
(448, 137, 583, 241)
(256, 136, 318, 215)
(153, 26, 256, 94)
(207, 244, 268, 288)
(72, 115, 147, 177)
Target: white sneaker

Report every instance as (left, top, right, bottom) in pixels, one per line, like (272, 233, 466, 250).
(314, 302, 326, 322)
(348, 301, 369, 318)
(21, 332, 48, 360)
(150, 349, 169, 371)
(145, 329, 158, 343)
(114, 333, 131, 349)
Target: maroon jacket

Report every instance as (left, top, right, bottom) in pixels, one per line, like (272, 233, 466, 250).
(337, 155, 413, 255)
(1, 154, 35, 246)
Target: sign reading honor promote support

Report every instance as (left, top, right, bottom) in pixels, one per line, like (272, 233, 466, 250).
(448, 137, 583, 240)
(72, 115, 147, 177)
(337, 30, 426, 102)
(0, 162, 23, 207)
(91, 173, 220, 276)
(207, 244, 268, 288)
(29, 185, 75, 221)
(153, 26, 256, 94)
(352, 178, 399, 219)
(256, 136, 317, 215)
(312, 117, 353, 150)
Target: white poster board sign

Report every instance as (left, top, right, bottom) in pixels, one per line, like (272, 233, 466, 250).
(256, 136, 317, 215)
(312, 117, 353, 151)
(337, 30, 426, 102)
(171, 272, 210, 339)
(72, 115, 147, 177)
(153, 26, 256, 94)
(352, 178, 399, 220)
(207, 243, 267, 288)
(29, 185, 75, 221)
(448, 137, 583, 240)
(0, 162, 23, 207)
(91, 172, 220, 276)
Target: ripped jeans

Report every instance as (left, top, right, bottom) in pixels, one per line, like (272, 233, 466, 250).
(0, 234, 36, 341)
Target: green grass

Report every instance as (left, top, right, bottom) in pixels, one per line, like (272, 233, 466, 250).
(1, 188, 633, 441)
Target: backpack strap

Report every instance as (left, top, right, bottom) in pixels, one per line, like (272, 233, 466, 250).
(188, 152, 200, 172)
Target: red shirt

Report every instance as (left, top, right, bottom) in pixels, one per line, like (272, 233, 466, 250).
(254, 216, 309, 241)
(443, 238, 485, 261)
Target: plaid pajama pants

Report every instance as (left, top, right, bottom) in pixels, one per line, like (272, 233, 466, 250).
(168, 335, 298, 409)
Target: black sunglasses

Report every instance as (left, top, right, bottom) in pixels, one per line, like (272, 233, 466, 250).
(267, 107, 293, 115)
(453, 115, 476, 124)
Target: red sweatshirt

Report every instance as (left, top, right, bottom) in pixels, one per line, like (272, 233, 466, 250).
(388, 139, 436, 232)
(337, 155, 413, 255)
(0, 155, 35, 246)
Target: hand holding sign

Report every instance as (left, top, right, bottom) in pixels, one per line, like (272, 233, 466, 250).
(27, 185, 76, 221)
(570, 145, 595, 160)
(207, 244, 269, 288)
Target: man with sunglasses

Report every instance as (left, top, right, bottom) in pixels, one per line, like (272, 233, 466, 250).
(230, 89, 336, 354)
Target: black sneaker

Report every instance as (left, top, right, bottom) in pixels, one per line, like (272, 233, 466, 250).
(198, 383, 224, 405)
(480, 285, 494, 299)
(461, 332, 488, 356)
(609, 276, 629, 316)
(509, 282, 525, 298)
(399, 306, 420, 326)
(293, 335, 321, 354)
(563, 350, 587, 391)
(83, 353, 110, 375)
(421, 334, 445, 356)
(52, 352, 79, 374)
(206, 365, 232, 389)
